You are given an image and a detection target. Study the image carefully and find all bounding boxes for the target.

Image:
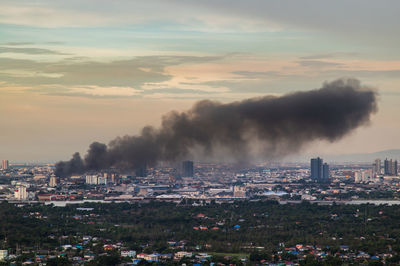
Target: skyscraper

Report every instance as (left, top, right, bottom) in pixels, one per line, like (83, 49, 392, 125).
(311, 157, 323, 181)
(372, 159, 381, 177)
(182, 160, 194, 177)
(1, 160, 9, 170)
(323, 163, 330, 180)
(384, 158, 398, 176)
(384, 158, 390, 175)
(311, 157, 329, 182)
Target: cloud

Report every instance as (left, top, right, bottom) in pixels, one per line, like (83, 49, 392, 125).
(0, 3, 115, 28)
(1, 49, 399, 101)
(0, 0, 398, 48)
(0, 54, 226, 97)
(232, 71, 283, 79)
(298, 60, 344, 68)
(0, 46, 69, 55)
(30, 85, 143, 98)
(300, 52, 360, 60)
(3, 42, 35, 46)
(322, 70, 400, 79)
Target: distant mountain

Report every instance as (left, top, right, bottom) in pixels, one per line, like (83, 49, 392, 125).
(285, 149, 400, 163)
(324, 149, 400, 163)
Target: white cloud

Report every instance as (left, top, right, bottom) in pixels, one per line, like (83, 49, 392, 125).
(69, 85, 142, 97)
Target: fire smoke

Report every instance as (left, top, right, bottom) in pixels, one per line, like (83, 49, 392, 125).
(55, 78, 377, 177)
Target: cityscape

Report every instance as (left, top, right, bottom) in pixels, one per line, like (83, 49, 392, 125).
(1, 157, 400, 204)
(1, 0, 400, 265)
(1, 156, 400, 264)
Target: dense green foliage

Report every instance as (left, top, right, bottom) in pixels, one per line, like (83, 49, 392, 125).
(1, 200, 400, 264)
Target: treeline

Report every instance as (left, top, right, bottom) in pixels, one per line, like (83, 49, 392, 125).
(1, 201, 400, 256)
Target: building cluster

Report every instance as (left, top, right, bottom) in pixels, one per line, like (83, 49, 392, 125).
(310, 157, 330, 182)
(384, 158, 398, 176)
(0, 157, 399, 205)
(1, 158, 400, 265)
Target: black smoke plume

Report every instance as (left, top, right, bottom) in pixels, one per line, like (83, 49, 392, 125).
(55, 78, 377, 177)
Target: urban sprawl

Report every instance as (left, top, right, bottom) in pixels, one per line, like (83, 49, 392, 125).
(1, 158, 400, 265)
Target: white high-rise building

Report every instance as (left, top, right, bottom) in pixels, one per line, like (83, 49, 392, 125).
(361, 169, 372, 182)
(85, 175, 107, 185)
(354, 171, 362, 183)
(355, 170, 372, 183)
(86, 175, 98, 185)
(49, 175, 58, 187)
(15, 184, 28, 200)
(1, 160, 9, 170)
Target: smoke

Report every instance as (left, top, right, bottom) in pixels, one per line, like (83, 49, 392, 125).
(55, 78, 377, 177)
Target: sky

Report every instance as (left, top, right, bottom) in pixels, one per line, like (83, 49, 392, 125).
(1, 0, 400, 163)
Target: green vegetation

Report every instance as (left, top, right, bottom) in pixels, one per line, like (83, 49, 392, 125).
(0, 200, 400, 264)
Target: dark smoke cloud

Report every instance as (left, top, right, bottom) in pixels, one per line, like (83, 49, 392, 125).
(55, 78, 377, 177)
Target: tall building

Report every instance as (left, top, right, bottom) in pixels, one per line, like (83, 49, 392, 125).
(14, 184, 28, 200)
(323, 163, 330, 180)
(372, 159, 381, 177)
(107, 173, 117, 183)
(384, 158, 398, 176)
(393, 160, 398, 176)
(311, 157, 323, 181)
(354, 171, 362, 183)
(1, 160, 9, 170)
(354, 170, 372, 183)
(49, 175, 58, 187)
(310, 157, 329, 181)
(85, 175, 107, 185)
(135, 167, 147, 177)
(182, 160, 194, 177)
(384, 159, 390, 175)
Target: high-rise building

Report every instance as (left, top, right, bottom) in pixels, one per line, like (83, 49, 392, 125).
(85, 175, 107, 185)
(362, 169, 372, 182)
(107, 173, 117, 183)
(354, 170, 372, 183)
(1, 160, 9, 170)
(384, 159, 390, 175)
(384, 158, 398, 176)
(49, 175, 58, 187)
(354, 171, 362, 183)
(310, 157, 323, 181)
(182, 160, 194, 177)
(86, 175, 97, 185)
(393, 160, 398, 176)
(14, 184, 28, 200)
(323, 163, 330, 180)
(372, 159, 381, 177)
(310, 157, 329, 181)
(135, 167, 147, 177)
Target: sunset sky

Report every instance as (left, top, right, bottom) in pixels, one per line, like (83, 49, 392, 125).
(1, 0, 400, 162)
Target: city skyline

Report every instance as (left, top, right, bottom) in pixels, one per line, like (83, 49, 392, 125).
(1, 1, 400, 162)
(1, 2, 400, 264)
